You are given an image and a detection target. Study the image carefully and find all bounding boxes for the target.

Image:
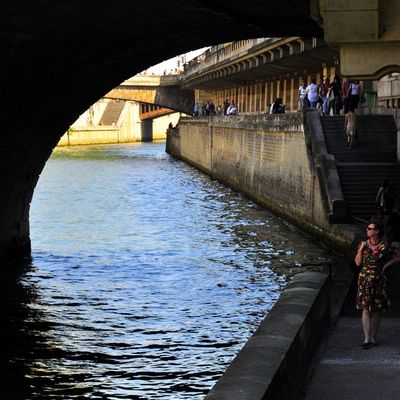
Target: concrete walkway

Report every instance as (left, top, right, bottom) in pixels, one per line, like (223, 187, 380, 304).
(304, 279, 400, 400)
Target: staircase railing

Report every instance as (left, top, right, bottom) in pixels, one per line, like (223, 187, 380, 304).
(304, 110, 347, 222)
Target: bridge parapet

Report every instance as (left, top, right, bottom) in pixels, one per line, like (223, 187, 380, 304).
(120, 75, 180, 87)
(181, 113, 304, 131)
(183, 38, 273, 76)
(181, 36, 337, 89)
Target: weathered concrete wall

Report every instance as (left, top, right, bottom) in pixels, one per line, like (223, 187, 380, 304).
(58, 127, 122, 146)
(58, 102, 180, 146)
(167, 115, 353, 249)
(179, 119, 212, 174)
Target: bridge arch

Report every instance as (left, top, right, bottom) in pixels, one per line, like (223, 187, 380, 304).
(105, 76, 194, 115)
(2, 1, 364, 259)
(370, 65, 400, 81)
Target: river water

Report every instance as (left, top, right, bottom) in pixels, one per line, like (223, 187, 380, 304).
(2, 142, 334, 399)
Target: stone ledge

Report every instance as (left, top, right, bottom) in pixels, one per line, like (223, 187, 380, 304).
(205, 272, 330, 400)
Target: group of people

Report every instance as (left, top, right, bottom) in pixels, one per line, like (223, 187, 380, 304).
(298, 76, 361, 117)
(354, 179, 400, 349)
(297, 76, 361, 150)
(193, 99, 238, 117)
(268, 76, 361, 122)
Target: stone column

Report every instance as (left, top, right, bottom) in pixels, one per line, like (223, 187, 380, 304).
(141, 119, 153, 142)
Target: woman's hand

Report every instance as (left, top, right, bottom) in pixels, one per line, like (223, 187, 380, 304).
(358, 241, 366, 251)
(354, 241, 366, 267)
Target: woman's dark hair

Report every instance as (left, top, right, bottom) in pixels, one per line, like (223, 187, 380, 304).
(369, 216, 384, 238)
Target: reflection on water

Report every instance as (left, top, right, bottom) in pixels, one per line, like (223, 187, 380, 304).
(1, 142, 334, 399)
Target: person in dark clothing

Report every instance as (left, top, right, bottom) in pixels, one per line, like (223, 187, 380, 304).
(223, 99, 230, 115)
(329, 76, 342, 115)
(271, 98, 285, 114)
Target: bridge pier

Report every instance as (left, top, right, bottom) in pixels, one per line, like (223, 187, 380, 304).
(0, 135, 56, 260)
(140, 119, 153, 142)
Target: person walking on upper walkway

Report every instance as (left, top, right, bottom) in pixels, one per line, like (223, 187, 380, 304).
(329, 76, 342, 115)
(306, 79, 319, 109)
(298, 81, 307, 111)
(193, 102, 200, 117)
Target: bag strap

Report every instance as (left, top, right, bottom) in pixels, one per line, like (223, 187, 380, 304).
(347, 84, 352, 97)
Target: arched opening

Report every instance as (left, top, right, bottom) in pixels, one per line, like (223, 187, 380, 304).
(375, 71, 400, 110)
(3, 2, 323, 259)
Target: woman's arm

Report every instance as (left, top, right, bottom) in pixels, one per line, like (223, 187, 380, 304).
(355, 241, 366, 267)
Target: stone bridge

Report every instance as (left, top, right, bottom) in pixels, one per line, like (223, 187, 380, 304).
(105, 75, 194, 115)
(3, 1, 400, 259)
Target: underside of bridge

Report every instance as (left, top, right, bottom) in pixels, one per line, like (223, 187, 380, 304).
(2, 1, 400, 259)
(2, 1, 324, 259)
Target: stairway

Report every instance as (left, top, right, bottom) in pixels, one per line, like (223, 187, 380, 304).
(101, 100, 125, 125)
(321, 115, 400, 221)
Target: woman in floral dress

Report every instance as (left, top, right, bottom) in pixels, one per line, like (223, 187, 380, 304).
(354, 217, 400, 348)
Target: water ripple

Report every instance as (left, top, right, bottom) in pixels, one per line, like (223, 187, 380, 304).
(0, 142, 336, 399)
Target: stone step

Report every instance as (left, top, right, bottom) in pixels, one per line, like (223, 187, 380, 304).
(334, 155, 397, 162)
(320, 114, 399, 220)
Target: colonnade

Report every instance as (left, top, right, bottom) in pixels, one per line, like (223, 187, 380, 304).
(197, 64, 338, 114)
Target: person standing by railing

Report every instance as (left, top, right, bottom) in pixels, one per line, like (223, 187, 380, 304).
(298, 81, 307, 111)
(227, 102, 237, 115)
(306, 79, 319, 109)
(329, 76, 342, 115)
(193, 103, 200, 117)
(271, 98, 285, 114)
(223, 99, 230, 115)
(349, 80, 362, 113)
(320, 78, 330, 115)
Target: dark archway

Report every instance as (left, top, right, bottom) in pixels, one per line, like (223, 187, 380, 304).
(2, 1, 322, 259)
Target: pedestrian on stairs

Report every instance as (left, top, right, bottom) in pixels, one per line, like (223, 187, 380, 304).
(345, 110, 356, 150)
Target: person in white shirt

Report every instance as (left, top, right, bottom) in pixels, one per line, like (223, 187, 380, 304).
(349, 80, 361, 112)
(227, 102, 237, 115)
(306, 79, 319, 109)
(298, 81, 307, 110)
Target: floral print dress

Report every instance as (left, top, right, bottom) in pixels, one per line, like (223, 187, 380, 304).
(356, 241, 396, 311)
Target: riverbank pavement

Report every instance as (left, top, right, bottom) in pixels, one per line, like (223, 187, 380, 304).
(303, 256, 400, 399)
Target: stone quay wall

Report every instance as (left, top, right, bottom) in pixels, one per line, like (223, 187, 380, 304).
(167, 114, 353, 250)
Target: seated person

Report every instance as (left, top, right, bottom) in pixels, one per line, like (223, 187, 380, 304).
(271, 98, 285, 114)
